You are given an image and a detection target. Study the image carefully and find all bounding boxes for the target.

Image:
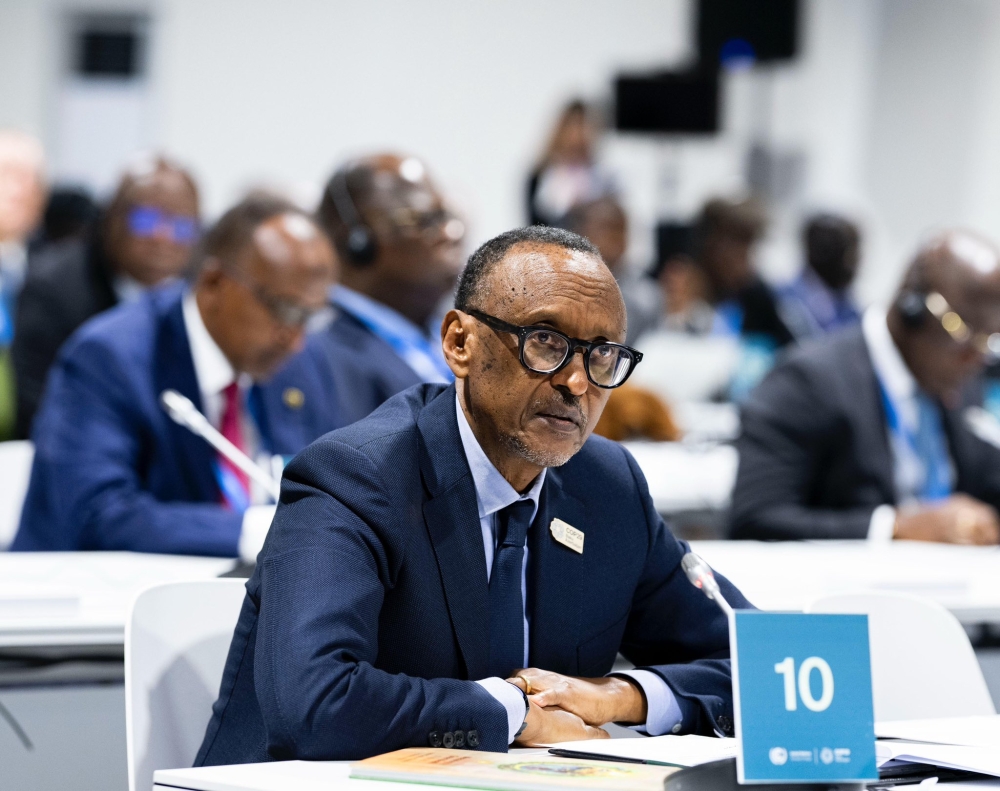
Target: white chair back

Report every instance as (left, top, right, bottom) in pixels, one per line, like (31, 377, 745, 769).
(0, 440, 33, 549)
(125, 579, 246, 791)
(808, 591, 995, 721)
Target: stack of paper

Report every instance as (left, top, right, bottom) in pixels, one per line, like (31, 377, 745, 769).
(874, 716, 1000, 779)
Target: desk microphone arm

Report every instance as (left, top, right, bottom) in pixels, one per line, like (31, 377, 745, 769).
(681, 552, 734, 618)
(160, 389, 281, 501)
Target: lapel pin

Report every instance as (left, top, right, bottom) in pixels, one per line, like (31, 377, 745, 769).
(549, 518, 584, 554)
(282, 387, 305, 409)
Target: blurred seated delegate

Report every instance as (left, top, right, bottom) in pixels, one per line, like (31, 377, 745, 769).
(196, 227, 749, 765)
(778, 213, 862, 340)
(316, 154, 465, 424)
(13, 156, 200, 438)
(12, 195, 340, 557)
(730, 231, 1000, 544)
(560, 197, 661, 346)
(0, 130, 46, 439)
(526, 99, 614, 227)
(660, 198, 793, 400)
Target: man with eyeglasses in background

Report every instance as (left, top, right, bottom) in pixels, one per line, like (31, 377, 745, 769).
(12, 194, 342, 559)
(13, 156, 201, 438)
(196, 225, 751, 766)
(731, 231, 1000, 545)
(315, 153, 466, 424)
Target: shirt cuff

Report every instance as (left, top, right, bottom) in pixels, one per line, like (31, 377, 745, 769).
(238, 504, 277, 563)
(614, 669, 683, 736)
(867, 505, 896, 544)
(476, 677, 526, 745)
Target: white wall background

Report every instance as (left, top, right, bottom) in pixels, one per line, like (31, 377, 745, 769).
(4, 0, 1000, 303)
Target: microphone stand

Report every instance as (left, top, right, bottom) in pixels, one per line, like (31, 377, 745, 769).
(160, 389, 281, 501)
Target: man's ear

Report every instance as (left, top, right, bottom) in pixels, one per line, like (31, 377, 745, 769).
(441, 309, 473, 380)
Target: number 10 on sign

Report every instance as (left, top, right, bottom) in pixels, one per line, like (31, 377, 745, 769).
(774, 656, 834, 712)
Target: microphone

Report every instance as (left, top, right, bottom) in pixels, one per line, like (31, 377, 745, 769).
(160, 389, 281, 501)
(681, 552, 734, 617)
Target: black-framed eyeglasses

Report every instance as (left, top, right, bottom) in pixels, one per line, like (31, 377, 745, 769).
(227, 272, 331, 330)
(468, 309, 642, 389)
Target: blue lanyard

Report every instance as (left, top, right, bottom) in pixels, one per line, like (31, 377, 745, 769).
(876, 378, 952, 502)
(341, 306, 453, 383)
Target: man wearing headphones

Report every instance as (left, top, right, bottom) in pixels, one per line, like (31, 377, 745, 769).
(316, 154, 466, 424)
(730, 231, 1000, 544)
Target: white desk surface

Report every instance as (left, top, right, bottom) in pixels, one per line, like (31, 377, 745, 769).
(690, 539, 1000, 624)
(0, 552, 235, 648)
(153, 750, 552, 791)
(153, 758, 1000, 791)
(624, 441, 738, 513)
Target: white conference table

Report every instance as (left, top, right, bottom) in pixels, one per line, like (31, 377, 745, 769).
(153, 758, 1000, 791)
(690, 540, 1000, 625)
(0, 552, 235, 650)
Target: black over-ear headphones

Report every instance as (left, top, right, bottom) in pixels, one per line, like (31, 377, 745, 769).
(896, 289, 927, 329)
(326, 164, 377, 267)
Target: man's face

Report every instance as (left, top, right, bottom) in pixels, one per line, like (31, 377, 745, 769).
(106, 169, 200, 285)
(369, 171, 464, 321)
(906, 287, 1000, 401)
(702, 233, 755, 298)
(456, 243, 626, 469)
(580, 206, 627, 274)
(200, 214, 335, 380)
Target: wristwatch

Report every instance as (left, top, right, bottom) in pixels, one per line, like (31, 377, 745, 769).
(508, 681, 530, 739)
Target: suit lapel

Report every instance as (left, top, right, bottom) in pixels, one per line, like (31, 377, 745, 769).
(418, 386, 491, 680)
(153, 291, 220, 503)
(528, 469, 585, 674)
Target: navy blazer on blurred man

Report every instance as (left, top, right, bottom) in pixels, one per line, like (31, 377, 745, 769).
(13, 282, 341, 556)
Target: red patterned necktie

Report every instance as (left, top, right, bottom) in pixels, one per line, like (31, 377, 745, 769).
(219, 382, 250, 503)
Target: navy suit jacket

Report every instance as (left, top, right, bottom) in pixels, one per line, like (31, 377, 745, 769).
(196, 383, 750, 765)
(320, 310, 423, 425)
(12, 283, 343, 556)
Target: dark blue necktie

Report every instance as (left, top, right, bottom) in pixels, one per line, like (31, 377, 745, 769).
(488, 499, 534, 679)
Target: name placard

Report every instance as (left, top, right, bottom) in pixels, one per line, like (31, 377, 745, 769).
(731, 612, 878, 784)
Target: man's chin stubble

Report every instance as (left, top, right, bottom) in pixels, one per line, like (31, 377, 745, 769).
(500, 430, 579, 469)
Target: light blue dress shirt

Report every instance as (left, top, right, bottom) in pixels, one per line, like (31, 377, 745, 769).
(455, 395, 682, 743)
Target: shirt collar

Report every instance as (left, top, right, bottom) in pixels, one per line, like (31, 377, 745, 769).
(455, 392, 546, 521)
(112, 273, 150, 304)
(862, 305, 918, 408)
(332, 284, 433, 342)
(182, 289, 237, 400)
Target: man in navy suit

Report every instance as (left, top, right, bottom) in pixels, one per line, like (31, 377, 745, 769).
(315, 154, 466, 424)
(13, 194, 340, 558)
(197, 225, 750, 763)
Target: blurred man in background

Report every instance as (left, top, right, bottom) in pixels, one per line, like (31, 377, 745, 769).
(731, 231, 1000, 544)
(664, 197, 793, 349)
(0, 130, 46, 439)
(13, 156, 200, 437)
(316, 154, 465, 424)
(779, 213, 862, 340)
(12, 195, 341, 558)
(561, 196, 661, 346)
(561, 197, 679, 443)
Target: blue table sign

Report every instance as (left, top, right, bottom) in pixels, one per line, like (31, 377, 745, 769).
(731, 611, 878, 784)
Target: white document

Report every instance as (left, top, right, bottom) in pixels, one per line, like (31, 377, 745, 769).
(877, 740, 1000, 778)
(875, 716, 1000, 749)
(548, 734, 737, 767)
